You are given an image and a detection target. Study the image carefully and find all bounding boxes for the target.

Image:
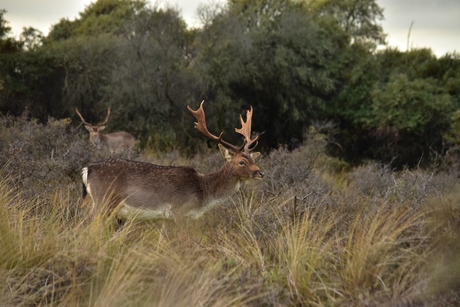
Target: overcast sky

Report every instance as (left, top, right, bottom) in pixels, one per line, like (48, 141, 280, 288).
(2, 0, 459, 57)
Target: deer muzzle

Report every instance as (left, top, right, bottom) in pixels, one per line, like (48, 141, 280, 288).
(254, 170, 265, 179)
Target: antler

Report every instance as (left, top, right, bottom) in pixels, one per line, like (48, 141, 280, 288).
(98, 107, 111, 126)
(187, 101, 260, 154)
(75, 107, 111, 127)
(235, 107, 260, 153)
(75, 107, 91, 126)
(187, 101, 240, 153)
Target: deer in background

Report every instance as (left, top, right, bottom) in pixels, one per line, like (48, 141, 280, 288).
(76, 107, 136, 152)
(81, 101, 264, 221)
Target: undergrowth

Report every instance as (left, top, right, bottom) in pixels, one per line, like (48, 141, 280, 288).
(0, 115, 459, 306)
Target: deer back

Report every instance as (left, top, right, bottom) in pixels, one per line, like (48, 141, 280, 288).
(83, 155, 261, 219)
(83, 159, 200, 217)
(83, 150, 263, 218)
(99, 132, 136, 151)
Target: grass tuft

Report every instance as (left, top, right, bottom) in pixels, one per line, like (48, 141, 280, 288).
(0, 120, 459, 305)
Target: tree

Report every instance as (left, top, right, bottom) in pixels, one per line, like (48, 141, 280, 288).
(47, 18, 79, 42)
(44, 0, 151, 121)
(1, 11, 26, 115)
(330, 48, 458, 167)
(0, 9, 22, 53)
(76, 0, 147, 36)
(48, 0, 147, 41)
(309, 0, 385, 48)
(369, 73, 453, 165)
(193, 0, 351, 147)
(105, 6, 194, 149)
(20, 27, 44, 50)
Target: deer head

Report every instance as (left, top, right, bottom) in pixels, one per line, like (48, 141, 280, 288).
(76, 107, 111, 144)
(187, 101, 264, 180)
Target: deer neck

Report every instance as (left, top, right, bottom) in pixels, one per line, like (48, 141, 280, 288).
(90, 133, 103, 146)
(201, 164, 241, 202)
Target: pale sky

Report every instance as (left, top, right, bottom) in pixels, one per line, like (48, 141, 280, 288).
(2, 0, 459, 57)
(378, 0, 460, 56)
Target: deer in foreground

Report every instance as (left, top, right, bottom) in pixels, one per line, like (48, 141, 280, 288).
(81, 101, 264, 221)
(76, 107, 136, 152)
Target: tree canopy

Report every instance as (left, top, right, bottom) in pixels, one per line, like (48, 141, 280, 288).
(1, 0, 459, 167)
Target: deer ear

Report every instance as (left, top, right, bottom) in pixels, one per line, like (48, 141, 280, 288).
(98, 125, 106, 131)
(84, 125, 91, 132)
(250, 152, 261, 162)
(218, 144, 234, 161)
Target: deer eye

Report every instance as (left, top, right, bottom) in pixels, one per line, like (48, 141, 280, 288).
(239, 160, 247, 166)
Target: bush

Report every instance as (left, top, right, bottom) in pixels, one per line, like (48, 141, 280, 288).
(0, 114, 137, 204)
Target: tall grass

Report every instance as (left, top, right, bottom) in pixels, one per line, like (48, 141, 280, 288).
(1, 163, 459, 306)
(0, 116, 459, 305)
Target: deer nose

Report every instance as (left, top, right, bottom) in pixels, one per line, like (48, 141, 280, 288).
(257, 171, 265, 178)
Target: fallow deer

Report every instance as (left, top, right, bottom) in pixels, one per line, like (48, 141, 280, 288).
(81, 101, 264, 221)
(76, 107, 136, 152)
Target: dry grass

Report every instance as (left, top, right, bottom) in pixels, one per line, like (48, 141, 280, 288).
(1, 118, 459, 306)
(1, 164, 459, 306)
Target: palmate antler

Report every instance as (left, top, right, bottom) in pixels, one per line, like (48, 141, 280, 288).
(235, 106, 260, 153)
(187, 101, 260, 154)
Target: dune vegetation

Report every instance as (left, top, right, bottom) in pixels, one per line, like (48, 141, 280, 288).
(2, 0, 460, 305)
(1, 116, 459, 306)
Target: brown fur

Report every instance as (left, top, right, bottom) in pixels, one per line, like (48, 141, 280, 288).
(82, 146, 264, 221)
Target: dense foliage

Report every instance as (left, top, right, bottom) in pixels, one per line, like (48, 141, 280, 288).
(1, 0, 459, 167)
